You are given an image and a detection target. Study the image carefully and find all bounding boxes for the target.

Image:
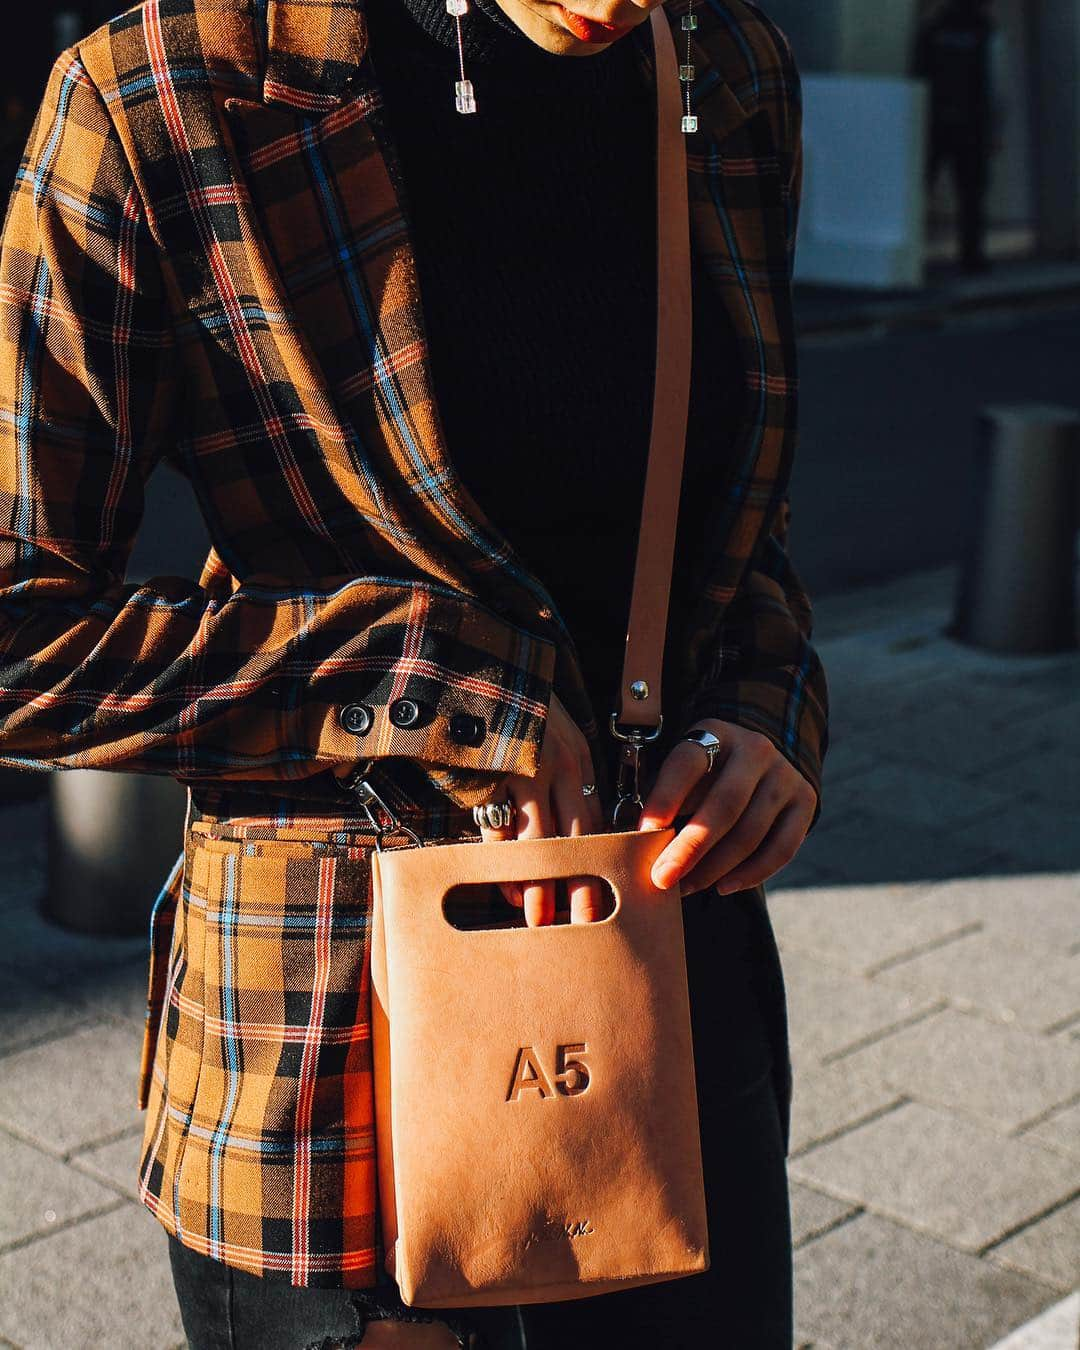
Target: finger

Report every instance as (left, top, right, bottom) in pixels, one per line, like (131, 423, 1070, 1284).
(638, 730, 727, 831)
(497, 881, 523, 910)
(675, 768, 797, 894)
(692, 794, 814, 896)
(579, 767, 605, 837)
(515, 790, 556, 927)
(550, 757, 608, 923)
(475, 787, 521, 910)
(568, 875, 610, 923)
(649, 750, 765, 890)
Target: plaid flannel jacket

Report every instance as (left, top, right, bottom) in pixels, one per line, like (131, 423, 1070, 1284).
(0, 0, 828, 1288)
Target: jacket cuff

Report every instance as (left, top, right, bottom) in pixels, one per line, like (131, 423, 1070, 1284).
(317, 599, 558, 788)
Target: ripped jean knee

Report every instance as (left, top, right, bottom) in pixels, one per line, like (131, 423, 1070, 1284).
(167, 1233, 520, 1350)
(322, 1288, 477, 1349)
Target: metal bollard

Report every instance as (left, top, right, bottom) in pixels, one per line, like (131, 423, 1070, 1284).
(43, 769, 188, 936)
(951, 404, 1080, 653)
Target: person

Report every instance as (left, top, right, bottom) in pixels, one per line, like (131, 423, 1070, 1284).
(914, 0, 1008, 274)
(0, 0, 828, 1344)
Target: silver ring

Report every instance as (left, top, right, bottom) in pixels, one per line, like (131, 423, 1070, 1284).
(472, 799, 516, 832)
(679, 728, 723, 774)
(581, 783, 597, 797)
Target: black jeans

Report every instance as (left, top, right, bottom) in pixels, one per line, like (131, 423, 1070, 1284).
(169, 885, 794, 1349)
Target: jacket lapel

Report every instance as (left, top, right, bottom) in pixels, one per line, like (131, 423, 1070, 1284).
(228, 0, 589, 639)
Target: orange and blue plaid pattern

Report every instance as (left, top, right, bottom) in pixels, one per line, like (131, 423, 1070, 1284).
(0, 0, 828, 1286)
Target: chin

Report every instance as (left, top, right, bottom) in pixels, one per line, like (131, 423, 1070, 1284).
(527, 0, 636, 52)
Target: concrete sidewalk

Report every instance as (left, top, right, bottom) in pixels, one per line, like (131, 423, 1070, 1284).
(770, 564, 1080, 1349)
(0, 563, 1077, 1348)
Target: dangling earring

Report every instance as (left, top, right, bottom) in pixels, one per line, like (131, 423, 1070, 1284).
(446, 0, 477, 113)
(680, 0, 697, 133)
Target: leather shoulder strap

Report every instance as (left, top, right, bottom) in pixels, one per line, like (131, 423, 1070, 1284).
(614, 5, 692, 733)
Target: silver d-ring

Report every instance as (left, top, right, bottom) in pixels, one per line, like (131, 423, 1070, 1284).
(581, 783, 597, 797)
(472, 799, 516, 832)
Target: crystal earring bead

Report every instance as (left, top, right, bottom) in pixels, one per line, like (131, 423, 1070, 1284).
(681, 1, 696, 133)
(447, 0, 476, 113)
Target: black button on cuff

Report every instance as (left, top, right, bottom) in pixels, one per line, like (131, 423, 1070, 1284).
(388, 697, 423, 729)
(448, 713, 486, 747)
(339, 703, 374, 736)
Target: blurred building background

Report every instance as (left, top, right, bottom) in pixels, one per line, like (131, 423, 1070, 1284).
(769, 0, 1080, 284)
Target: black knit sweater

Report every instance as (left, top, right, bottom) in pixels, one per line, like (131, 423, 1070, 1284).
(362, 0, 746, 728)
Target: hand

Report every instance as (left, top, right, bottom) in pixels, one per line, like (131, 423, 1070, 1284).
(475, 691, 606, 927)
(637, 719, 817, 896)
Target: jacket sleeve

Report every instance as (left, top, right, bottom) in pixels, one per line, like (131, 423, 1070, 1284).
(678, 492, 829, 833)
(0, 50, 555, 805)
(676, 23, 829, 833)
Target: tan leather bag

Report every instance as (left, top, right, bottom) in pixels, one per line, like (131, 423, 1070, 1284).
(353, 6, 708, 1310)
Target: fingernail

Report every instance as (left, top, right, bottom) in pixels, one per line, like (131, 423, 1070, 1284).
(652, 864, 676, 890)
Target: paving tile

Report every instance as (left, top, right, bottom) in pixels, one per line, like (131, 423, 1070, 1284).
(63, 960, 149, 1030)
(986, 1292, 1080, 1350)
(814, 631, 979, 707)
(789, 1182, 858, 1248)
(989, 1198, 1080, 1293)
(0, 1021, 145, 1154)
(781, 948, 941, 1066)
(70, 1129, 146, 1203)
(0, 799, 48, 910)
(813, 568, 955, 638)
(945, 664, 1080, 730)
(793, 1211, 1053, 1350)
(977, 745, 1080, 815)
(790, 1101, 1077, 1251)
(792, 809, 1005, 887)
(877, 930, 1080, 1032)
(996, 698, 1080, 758)
(806, 741, 879, 790)
(0, 1204, 184, 1349)
(0, 902, 145, 988)
(767, 879, 975, 974)
(0, 1132, 118, 1248)
(848, 1007, 1080, 1131)
(788, 1060, 904, 1156)
(917, 870, 1080, 958)
(822, 760, 1017, 832)
(850, 693, 1050, 778)
(952, 801, 1080, 874)
(0, 971, 94, 1059)
(1022, 1098, 1080, 1160)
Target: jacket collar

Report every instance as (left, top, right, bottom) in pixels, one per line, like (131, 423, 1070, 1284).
(259, 0, 368, 111)
(257, 0, 752, 142)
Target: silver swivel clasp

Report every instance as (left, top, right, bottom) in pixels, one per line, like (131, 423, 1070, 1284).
(340, 762, 424, 851)
(609, 691, 664, 830)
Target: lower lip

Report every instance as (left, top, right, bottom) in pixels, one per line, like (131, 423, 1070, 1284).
(556, 5, 633, 42)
